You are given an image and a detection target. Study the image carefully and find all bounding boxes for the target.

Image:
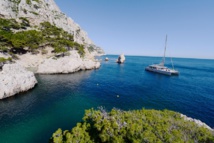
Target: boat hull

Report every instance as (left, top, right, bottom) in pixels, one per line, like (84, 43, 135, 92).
(145, 67, 179, 76)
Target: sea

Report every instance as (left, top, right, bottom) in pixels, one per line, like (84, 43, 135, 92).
(0, 55, 214, 143)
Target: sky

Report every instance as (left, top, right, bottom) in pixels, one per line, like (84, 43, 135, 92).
(54, 0, 214, 59)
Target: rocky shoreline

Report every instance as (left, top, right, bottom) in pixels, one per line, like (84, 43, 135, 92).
(36, 53, 100, 74)
(0, 50, 101, 99)
(0, 64, 37, 99)
(0, 0, 104, 99)
(181, 114, 213, 131)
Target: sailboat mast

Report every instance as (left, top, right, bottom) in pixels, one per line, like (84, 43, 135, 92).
(162, 35, 167, 65)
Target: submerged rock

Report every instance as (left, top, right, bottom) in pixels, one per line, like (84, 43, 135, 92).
(116, 54, 125, 63)
(0, 64, 37, 99)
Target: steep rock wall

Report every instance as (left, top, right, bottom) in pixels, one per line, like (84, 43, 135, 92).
(0, 0, 93, 45)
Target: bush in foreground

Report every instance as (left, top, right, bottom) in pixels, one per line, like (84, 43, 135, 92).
(50, 108, 214, 143)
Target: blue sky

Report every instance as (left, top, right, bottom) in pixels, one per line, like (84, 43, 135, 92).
(55, 0, 214, 59)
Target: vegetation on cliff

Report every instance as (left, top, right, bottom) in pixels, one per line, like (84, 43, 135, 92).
(50, 108, 214, 143)
(0, 17, 85, 57)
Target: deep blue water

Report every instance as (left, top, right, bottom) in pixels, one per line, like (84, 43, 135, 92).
(0, 55, 214, 143)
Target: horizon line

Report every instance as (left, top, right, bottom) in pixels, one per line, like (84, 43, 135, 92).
(103, 54, 214, 60)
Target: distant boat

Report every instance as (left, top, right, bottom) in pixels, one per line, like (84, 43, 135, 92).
(105, 57, 109, 61)
(145, 35, 179, 76)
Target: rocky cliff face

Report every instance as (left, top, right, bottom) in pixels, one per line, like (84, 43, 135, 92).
(0, 0, 104, 99)
(0, 64, 37, 99)
(0, 0, 104, 54)
(36, 50, 100, 74)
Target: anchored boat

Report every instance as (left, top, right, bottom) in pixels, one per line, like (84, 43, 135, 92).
(145, 35, 179, 76)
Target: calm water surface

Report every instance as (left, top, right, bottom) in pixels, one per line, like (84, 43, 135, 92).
(0, 55, 214, 143)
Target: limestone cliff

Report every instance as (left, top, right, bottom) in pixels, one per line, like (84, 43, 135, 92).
(0, 0, 104, 99)
(0, 0, 104, 54)
(0, 64, 37, 99)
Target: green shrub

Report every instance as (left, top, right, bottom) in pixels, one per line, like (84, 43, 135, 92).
(26, 0, 31, 5)
(10, 30, 42, 49)
(88, 46, 94, 52)
(23, 9, 28, 14)
(0, 18, 84, 56)
(50, 108, 214, 143)
(76, 45, 85, 56)
(0, 46, 8, 52)
(7, 57, 12, 62)
(19, 17, 30, 27)
(54, 47, 67, 54)
(0, 18, 21, 31)
(9, 52, 19, 60)
(0, 57, 7, 63)
(9, 0, 21, 4)
(30, 11, 39, 15)
(0, 57, 12, 63)
(32, 0, 40, 3)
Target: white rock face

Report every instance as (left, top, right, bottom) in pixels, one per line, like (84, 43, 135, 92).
(0, 64, 37, 99)
(0, 0, 92, 45)
(0, 53, 11, 59)
(81, 60, 101, 70)
(181, 114, 213, 131)
(37, 51, 100, 74)
(117, 54, 125, 63)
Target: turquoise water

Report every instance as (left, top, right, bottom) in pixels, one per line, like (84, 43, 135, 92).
(0, 55, 214, 143)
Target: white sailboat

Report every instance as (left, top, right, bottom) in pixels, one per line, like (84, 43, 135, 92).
(145, 35, 179, 76)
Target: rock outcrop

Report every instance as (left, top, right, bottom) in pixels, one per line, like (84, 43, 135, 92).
(36, 51, 100, 74)
(0, 64, 37, 99)
(116, 54, 125, 63)
(181, 114, 213, 131)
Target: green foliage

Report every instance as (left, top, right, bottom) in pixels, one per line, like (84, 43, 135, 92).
(19, 17, 29, 23)
(26, 0, 31, 5)
(50, 108, 214, 143)
(0, 57, 7, 63)
(8, 52, 19, 60)
(0, 57, 12, 63)
(77, 45, 85, 56)
(19, 17, 30, 27)
(88, 46, 94, 52)
(0, 18, 20, 31)
(10, 30, 42, 50)
(40, 22, 74, 41)
(51, 128, 63, 143)
(9, 0, 21, 13)
(30, 11, 39, 15)
(54, 47, 67, 54)
(0, 46, 8, 52)
(9, 0, 21, 4)
(23, 9, 28, 14)
(0, 18, 85, 56)
(32, 0, 40, 3)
